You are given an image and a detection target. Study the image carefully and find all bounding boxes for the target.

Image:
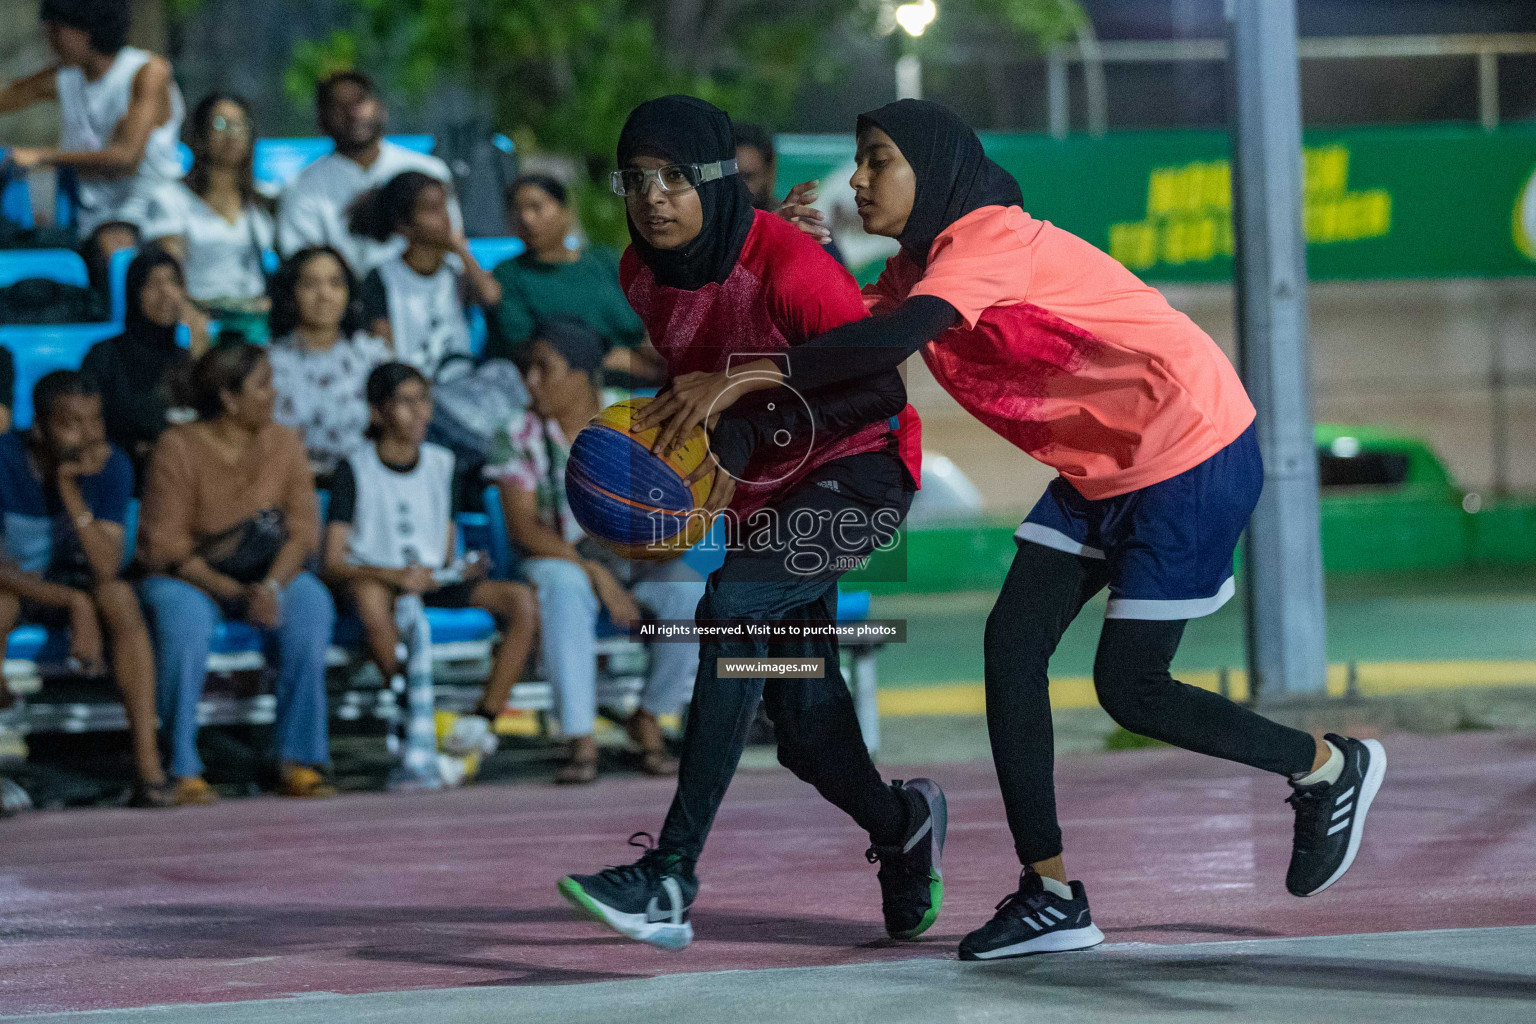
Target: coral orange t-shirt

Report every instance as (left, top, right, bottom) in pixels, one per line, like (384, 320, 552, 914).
(866, 205, 1254, 500)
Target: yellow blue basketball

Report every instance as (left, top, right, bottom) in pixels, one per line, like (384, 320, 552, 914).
(565, 398, 714, 561)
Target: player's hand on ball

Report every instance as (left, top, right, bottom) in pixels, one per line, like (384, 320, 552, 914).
(635, 370, 740, 455)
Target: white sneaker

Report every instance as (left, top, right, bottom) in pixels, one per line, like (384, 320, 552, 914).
(443, 713, 499, 757)
(386, 760, 444, 793)
(437, 752, 475, 788)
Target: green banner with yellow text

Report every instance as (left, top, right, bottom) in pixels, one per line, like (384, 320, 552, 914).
(775, 124, 1536, 284)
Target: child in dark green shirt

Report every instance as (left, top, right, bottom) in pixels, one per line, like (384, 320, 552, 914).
(491, 175, 662, 383)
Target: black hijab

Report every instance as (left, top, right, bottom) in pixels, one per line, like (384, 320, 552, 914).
(122, 246, 184, 351)
(617, 96, 755, 291)
(856, 99, 1023, 265)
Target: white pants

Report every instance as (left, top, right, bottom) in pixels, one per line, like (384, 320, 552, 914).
(521, 557, 706, 738)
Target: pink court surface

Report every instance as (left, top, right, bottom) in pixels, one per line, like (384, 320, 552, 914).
(2, 729, 1535, 1019)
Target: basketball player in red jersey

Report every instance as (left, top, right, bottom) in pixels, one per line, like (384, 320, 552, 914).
(558, 97, 946, 951)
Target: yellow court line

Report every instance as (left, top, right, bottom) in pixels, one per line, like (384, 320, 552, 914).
(877, 660, 1536, 718)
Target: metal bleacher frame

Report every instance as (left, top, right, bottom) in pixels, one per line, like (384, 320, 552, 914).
(1, 487, 888, 754)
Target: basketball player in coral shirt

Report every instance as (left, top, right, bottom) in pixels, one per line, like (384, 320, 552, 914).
(655, 100, 1386, 961)
(558, 97, 946, 951)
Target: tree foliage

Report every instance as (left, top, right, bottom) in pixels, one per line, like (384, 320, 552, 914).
(168, 0, 1090, 241)
(280, 0, 850, 241)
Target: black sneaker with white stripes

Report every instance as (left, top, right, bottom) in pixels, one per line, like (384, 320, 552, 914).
(958, 869, 1104, 961)
(865, 778, 947, 940)
(558, 833, 698, 950)
(1286, 733, 1387, 897)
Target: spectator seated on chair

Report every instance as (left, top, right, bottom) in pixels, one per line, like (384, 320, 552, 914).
(0, 371, 171, 806)
(352, 171, 501, 378)
(485, 319, 706, 785)
(321, 362, 537, 789)
(490, 174, 664, 385)
(275, 71, 460, 277)
(135, 342, 335, 803)
(267, 245, 389, 486)
(0, 0, 185, 238)
(80, 247, 206, 482)
(80, 219, 138, 314)
(140, 93, 274, 344)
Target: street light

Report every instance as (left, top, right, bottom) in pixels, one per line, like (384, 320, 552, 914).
(894, 1, 936, 100)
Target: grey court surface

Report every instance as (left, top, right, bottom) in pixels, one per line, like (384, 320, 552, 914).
(12, 926, 1535, 1024)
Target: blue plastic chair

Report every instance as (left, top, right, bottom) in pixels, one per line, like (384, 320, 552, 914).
(465, 236, 525, 271)
(1, 152, 33, 229)
(107, 246, 134, 325)
(252, 138, 336, 194)
(121, 499, 139, 569)
(0, 322, 120, 427)
(0, 249, 90, 289)
(252, 135, 438, 194)
(467, 306, 488, 358)
(477, 484, 520, 582)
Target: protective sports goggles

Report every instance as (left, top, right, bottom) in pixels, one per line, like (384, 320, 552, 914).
(610, 159, 739, 197)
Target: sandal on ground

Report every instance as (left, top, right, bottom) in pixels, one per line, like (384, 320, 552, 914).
(555, 737, 599, 785)
(625, 710, 678, 777)
(554, 756, 599, 785)
(278, 765, 337, 799)
(636, 748, 679, 777)
(129, 779, 179, 808)
(171, 776, 219, 806)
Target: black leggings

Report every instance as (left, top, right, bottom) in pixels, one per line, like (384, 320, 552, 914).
(657, 454, 913, 863)
(987, 541, 1318, 865)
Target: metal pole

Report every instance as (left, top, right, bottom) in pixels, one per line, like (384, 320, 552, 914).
(1047, 46, 1069, 139)
(1079, 29, 1109, 138)
(896, 53, 923, 101)
(1228, 0, 1328, 699)
(1478, 50, 1499, 132)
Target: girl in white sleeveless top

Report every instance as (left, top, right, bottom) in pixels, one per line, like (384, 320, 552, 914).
(350, 172, 502, 377)
(0, 6, 183, 238)
(56, 45, 185, 235)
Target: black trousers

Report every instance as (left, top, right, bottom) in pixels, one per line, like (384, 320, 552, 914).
(987, 541, 1318, 865)
(657, 453, 913, 863)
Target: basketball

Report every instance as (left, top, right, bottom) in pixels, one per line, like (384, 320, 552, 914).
(564, 397, 714, 560)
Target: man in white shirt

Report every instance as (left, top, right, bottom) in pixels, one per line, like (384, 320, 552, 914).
(0, 0, 185, 237)
(277, 71, 461, 276)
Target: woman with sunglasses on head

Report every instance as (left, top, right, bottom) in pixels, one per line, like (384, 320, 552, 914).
(140, 93, 275, 343)
(558, 96, 944, 952)
(650, 99, 1387, 962)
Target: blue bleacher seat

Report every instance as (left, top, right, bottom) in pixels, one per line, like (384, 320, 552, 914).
(467, 306, 488, 358)
(53, 168, 78, 232)
(0, 249, 90, 290)
(0, 322, 120, 428)
(252, 135, 438, 194)
(211, 620, 263, 656)
(478, 485, 517, 580)
(121, 500, 139, 569)
(466, 236, 525, 271)
(4, 624, 56, 664)
(107, 246, 134, 324)
(1, 154, 34, 229)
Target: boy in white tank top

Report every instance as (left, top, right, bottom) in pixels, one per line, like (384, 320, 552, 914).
(1, 1, 184, 237)
(321, 363, 539, 789)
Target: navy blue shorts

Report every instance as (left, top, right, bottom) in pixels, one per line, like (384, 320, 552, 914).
(1016, 423, 1262, 620)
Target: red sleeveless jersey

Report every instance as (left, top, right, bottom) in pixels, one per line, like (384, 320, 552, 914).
(621, 211, 922, 516)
